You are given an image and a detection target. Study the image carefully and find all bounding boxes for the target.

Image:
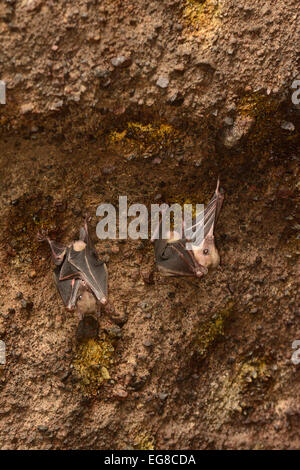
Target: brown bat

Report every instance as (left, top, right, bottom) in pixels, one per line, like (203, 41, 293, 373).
(38, 218, 114, 320)
(153, 180, 224, 278)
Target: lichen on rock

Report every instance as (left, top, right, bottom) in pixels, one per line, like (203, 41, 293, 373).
(193, 300, 234, 359)
(73, 335, 114, 396)
(134, 432, 155, 450)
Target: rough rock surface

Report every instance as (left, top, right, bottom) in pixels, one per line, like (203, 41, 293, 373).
(0, 0, 299, 129)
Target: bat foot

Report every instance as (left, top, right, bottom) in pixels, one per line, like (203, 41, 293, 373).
(110, 312, 128, 326)
(37, 229, 49, 243)
(104, 302, 127, 326)
(141, 268, 154, 285)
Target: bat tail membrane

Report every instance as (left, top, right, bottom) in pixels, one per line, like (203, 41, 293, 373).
(79, 219, 89, 243)
(79, 227, 87, 242)
(79, 215, 92, 240)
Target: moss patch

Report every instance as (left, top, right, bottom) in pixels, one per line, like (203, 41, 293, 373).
(73, 335, 115, 396)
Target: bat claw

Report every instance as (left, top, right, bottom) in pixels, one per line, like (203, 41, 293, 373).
(103, 301, 127, 326)
(100, 297, 108, 306)
(37, 229, 49, 243)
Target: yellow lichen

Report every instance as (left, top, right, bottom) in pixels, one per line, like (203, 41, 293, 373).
(183, 0, 219, 33)
(73, 335, 114, 396)
(194, 301, 234, 358)
(239, 359, 268, 383)
(134, 433, 155, 451)
(238, 93, 280, 120)
(107, 121, 178, 157)
(109, 129, 127, 143)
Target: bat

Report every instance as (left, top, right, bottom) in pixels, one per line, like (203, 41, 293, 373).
(153, 180, 224, 278)
(38, 218, 113, 319)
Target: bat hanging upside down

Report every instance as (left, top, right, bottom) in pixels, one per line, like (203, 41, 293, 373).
(38, 218, 114, 320)
(153, 180, 224, 278)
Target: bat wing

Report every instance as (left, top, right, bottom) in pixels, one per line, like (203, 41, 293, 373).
(68, 245, 108, 302)
(40, 237, 67, 266)
(59, 247, 82, 280)
(187, 179, 224, 246)
(153, 208, 199, 277)
(154, 239, 196, 277)
(53, 267, 82, 310)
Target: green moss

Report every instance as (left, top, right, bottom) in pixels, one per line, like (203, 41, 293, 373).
(73, 335, 114, 396)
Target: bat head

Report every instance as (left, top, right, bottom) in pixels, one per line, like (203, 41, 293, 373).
(76, 290, 97, 316)
(192, 235, 220, 271)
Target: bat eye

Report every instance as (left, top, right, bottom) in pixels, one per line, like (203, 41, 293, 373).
(78, 295, 82, 300)
(203, 249, 209, 255)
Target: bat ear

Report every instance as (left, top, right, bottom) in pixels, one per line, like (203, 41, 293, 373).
(79, 227, 88, 242)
